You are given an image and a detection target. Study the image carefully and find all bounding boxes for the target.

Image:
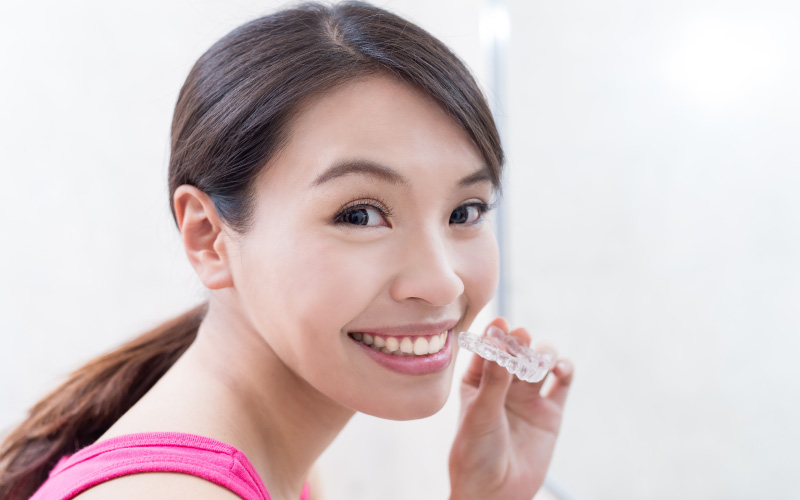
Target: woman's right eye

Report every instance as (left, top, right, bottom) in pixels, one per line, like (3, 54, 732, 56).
(335, 205, 388, 227)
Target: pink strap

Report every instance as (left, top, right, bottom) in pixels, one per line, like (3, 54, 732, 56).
(31, 433, 310, 500)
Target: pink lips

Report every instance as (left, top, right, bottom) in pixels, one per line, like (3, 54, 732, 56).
(347, 319, 458, 376)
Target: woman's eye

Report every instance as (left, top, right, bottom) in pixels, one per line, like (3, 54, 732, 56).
(450, 203, 486, 225)
(337, 205, 387, 227)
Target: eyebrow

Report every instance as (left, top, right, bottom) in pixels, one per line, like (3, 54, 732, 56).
(457, 169, 493, 188)
(312, 159, 406, 187)
(311, 158, 493, 189)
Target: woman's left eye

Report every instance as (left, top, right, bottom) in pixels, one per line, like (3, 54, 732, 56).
(450, 203, 489, 225)
(335, 205, 388, 227)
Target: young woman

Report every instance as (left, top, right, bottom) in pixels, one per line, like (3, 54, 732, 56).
(0, 2, 573, 499)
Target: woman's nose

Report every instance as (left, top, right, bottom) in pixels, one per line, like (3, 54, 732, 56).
(388, 230, 465, 306)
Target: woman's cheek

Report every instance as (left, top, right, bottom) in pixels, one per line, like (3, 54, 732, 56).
(458, 232, 500, 314)
(286, 239, 393, 330)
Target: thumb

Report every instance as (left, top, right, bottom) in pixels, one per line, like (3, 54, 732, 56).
(463, 357, 513, 427)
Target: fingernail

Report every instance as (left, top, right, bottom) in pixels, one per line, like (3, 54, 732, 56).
(486, 325, 505, 339)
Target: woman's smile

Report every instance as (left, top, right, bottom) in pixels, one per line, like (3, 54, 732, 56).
(344, 319, 459, 374)
(347, 328, 454, 376)
(349, 331, 448, 356)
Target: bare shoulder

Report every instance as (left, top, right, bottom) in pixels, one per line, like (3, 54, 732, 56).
(72, 472, 243, 500)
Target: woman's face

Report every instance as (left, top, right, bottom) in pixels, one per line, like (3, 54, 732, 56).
(229, 75, 499, 419)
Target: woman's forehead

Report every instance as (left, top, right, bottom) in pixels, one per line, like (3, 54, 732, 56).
(261, 75, 487, 190)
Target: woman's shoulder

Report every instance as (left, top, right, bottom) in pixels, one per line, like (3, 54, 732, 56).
(33, 432, 271, 500)
(72, 472, 243, 500)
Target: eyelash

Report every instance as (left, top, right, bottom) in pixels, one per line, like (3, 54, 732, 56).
(458, 201, 495, 224)
(332, 197, 496, 227)
(456, 200, 497, 226)
(333, 196, 395, 225)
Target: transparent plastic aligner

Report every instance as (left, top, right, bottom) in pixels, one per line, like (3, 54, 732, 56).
(458, 326, 556, 383)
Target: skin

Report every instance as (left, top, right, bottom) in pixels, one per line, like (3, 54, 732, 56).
(75, 74, 573, 500)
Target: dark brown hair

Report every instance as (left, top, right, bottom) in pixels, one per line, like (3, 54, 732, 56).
(0, 2, 503, 498)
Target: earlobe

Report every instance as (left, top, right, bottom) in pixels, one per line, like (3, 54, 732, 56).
(173, 185, 234, 290)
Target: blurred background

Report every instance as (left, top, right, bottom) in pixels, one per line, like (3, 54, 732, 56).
(1, 0, 798, 499)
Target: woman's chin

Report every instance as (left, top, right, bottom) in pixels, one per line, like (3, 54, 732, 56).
(357, 386, 452, 421)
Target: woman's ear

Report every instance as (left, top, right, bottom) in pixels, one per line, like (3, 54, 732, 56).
(173, 185, 234, 290)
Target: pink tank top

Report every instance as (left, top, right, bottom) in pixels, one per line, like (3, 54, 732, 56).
(30, 432, 311, 500)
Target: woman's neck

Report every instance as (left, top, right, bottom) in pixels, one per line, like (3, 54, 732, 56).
(102, 294, 354, 499)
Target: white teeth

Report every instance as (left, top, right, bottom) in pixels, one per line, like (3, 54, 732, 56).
(428, 335, 441, 354)
(350, 331, 449, 357)
(385, 337, 400, 352)
(413, 337, 429, 355)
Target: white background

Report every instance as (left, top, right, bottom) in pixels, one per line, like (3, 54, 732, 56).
(1, 1, 798, 499)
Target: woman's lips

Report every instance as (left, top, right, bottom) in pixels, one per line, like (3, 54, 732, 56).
(349, 329, 454, 375)
(349, 331, 448, 355)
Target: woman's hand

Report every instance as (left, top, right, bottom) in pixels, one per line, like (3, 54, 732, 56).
(448, 318, 574, 500)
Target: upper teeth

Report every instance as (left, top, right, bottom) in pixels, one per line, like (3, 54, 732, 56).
(350, 332, 448, 356)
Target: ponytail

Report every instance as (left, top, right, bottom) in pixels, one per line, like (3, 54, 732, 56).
(0, 303, 207, 500)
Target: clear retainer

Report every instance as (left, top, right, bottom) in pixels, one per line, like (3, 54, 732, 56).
(458, 326, 556, 383)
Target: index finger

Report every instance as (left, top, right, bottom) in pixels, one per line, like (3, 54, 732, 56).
(543, 358, 575, 409)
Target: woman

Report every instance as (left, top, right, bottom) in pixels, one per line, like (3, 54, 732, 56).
(0, 2, 573, 499)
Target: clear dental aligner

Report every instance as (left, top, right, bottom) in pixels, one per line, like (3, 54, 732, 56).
(458, 327, 556, 383)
